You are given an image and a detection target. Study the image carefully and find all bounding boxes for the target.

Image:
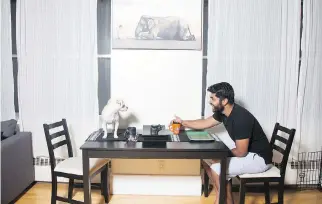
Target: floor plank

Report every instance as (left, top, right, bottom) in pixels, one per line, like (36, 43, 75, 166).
(16, 182, 321, 204)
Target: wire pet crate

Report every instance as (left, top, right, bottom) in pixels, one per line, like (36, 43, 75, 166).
(294, 150, 322, 190)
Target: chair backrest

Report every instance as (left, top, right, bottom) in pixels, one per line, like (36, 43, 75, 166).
(43, 118, 73, 171)
(270, 122, 296, 177)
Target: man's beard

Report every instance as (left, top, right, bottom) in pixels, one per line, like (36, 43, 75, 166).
(212, 104, 224, 113)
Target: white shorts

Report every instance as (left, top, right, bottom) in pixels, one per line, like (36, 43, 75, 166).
(203, 152, 270, 180)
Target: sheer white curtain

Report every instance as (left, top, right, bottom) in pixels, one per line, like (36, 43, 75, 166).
(206, 0, 301, 184)
(297, 0, 322, 153)
(16, 0, 98, 175)
(1, 0, 15, 121)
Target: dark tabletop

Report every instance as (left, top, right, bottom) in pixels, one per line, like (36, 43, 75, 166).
(80, 140, 229, 152)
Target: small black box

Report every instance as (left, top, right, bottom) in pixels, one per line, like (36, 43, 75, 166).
(141, 135, 170, 148)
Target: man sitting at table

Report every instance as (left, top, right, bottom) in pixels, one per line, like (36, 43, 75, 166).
(171, 82, 273, 204)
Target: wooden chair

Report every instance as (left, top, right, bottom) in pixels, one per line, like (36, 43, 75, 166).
(43, 118, 110, 204)
(237, 123, 296, 204)
(202, 123, 296, 204)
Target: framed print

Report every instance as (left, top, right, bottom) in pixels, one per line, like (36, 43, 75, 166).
(112, 0, 202, 50)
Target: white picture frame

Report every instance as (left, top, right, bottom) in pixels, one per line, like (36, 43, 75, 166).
(112, 0, 202, 50)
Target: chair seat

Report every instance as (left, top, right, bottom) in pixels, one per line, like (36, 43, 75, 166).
(54, 157, 109, 176)
(239, 165, 281, 178)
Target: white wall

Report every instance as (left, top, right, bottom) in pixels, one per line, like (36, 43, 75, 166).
(111, 50, 203, 128)
(109, 48, 203, 196)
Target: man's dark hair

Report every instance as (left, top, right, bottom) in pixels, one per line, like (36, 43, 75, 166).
(207, 82, 235, 104)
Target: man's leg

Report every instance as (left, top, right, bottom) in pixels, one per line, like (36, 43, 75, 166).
(202, 160, 220, 181)
(226, 179, 234, 204)
(202, 160, 221, 191)
(202, 160, 221, 203)
(210, 153, 270, 204)
(211, 169, 234, 204)
(201, 160, 215, 185)
(203, 160, 233, 204)
(211, 168, 220, 204)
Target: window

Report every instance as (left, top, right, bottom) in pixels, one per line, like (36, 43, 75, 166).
(11, 0, 19, 114)
(97, 0, 209, 115)
(97, 0, 112, 113)
(202, 0, 208, 116)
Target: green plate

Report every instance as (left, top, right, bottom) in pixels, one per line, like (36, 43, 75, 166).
(185, 130, 215, 141)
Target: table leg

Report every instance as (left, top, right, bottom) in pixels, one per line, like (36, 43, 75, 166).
(203, 168, 209, 197)
(83, 150, 91, 204)
(219, 156, 227, 204)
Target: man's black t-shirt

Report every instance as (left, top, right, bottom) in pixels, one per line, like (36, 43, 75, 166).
(213, 103, 272, 164)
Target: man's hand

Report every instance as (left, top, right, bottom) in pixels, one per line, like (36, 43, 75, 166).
(231, 138, 249, 157)
(170, 115, 221, 130)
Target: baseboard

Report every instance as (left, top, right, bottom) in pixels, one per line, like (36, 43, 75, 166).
(40, 175, 202, 196)
(112, 175, 202, 196)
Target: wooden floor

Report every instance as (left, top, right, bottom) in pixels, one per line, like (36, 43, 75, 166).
(16, 182, 321, 204)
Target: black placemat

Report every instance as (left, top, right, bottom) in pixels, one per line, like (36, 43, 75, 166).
(86, 129, 191, 142)
(86, 129, 128, 141)
(178, 132, 190, 142)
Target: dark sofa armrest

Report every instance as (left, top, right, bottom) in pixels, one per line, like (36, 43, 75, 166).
(1, 132, 35, 204)
(1, 132, 33, 156)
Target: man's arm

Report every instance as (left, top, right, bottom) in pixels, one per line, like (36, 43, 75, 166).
(231, 138, 249, 157)
(181, 116, 221, 130)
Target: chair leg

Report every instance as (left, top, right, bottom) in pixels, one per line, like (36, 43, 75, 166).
(68, 178, 74, 200)
(203, 168, 209, 197)
(239, 179, 246, 204)
(106, 165, 110, 202)
(264, 182, 270, 204)
(51, 176, 57, 204)
(278, 180, 284, 204)
(101, 165, 109, 202)
(101, 172, 104, 196)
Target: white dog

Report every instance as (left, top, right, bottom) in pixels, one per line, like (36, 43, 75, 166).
(101, 98, 128, 138)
